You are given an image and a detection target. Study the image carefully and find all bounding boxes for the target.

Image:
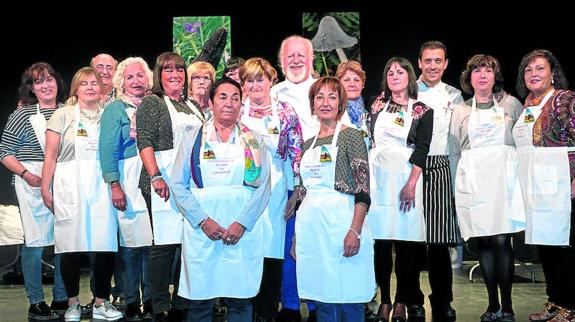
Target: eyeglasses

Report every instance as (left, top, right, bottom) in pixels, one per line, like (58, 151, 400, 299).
(191, 75, 211, 82)
(95, 64, 115, 72)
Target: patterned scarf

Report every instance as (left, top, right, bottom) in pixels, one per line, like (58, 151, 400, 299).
(122, 92, 144, 139)
(248, 104, 273, 118)
(347, 96, 365, 128)
(200, 121, 263, 187)
(524, 87, 555, 146)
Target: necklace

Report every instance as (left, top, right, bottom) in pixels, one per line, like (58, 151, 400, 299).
(80, 108, 100, 122)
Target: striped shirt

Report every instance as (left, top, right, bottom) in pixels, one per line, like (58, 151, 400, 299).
(0, 104, 57, 162)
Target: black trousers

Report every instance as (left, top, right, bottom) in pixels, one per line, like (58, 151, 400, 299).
(252, 258, 283, 318)
(426, 245, 454, 308)
(538, 245, 575, 309)
(374, 240, 424, 305)
(143, 191, 188, 313)
(537, 200, 575, 310)
(60, 252, 115, 299)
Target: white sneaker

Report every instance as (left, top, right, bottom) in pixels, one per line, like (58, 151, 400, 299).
(92, 301, 123, 321)
(64, 303, 81, 322)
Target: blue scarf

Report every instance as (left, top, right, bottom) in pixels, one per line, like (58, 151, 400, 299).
(347, 96, 365, 128)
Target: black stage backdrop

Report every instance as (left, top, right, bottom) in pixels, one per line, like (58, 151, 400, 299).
(1, 3, 573, 202)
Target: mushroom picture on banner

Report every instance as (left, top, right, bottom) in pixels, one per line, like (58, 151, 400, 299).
(311, 15, 358, 76)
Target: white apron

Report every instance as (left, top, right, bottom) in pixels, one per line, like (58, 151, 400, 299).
(368, 100, 425, 241)
(53, 105, 118, 253)
(455, 98, 525, 240)
(513, 90, 573, 245)
(241, 98, 287, 259)
(14, 105, 54, 247)
(295, 122, 375, 303)
(0, 205, 23, 246)
(118, 155, 153, 247)
(417, 85, 452, 156)
(150, 97, 203, 245)
(179, 123, 264, 299)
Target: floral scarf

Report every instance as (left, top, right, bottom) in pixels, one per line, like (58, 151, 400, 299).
(200, 121, 263, 187)
(122, 92, 144, 139)
(347, 96, 366, 128)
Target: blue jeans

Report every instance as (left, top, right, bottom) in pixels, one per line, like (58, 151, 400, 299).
(21, 245, 67, 304)
(120, 246, 151, 305)
(281, 215, 315, 312)
(313, 302, 365, 322)
(187, 298, 251, 322)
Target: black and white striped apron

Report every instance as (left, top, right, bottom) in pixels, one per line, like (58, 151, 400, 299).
(423, 155, 462, 244)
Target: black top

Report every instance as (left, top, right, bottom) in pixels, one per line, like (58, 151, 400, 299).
(369, 99, 433, 170)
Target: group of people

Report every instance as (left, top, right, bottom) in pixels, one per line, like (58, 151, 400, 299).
(0, 34, 574, 322)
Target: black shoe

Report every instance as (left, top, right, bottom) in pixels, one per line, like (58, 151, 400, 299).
(112, 295, 126, 309)
(153, 311, 170, 322)
(142, 300, 153, 320)
(499, 312, 516, 322)
(28, 301, 60, 320)
(307, 310, 317, 322)
(432, 305, 456, 322)
(407, 305, 425, 322)
(80, 298, 94, 318)
(125, 302, 144, 321)
(480, 311, 499, 322)
(49, 300, 68, 315)
(276, 308, 302, 322)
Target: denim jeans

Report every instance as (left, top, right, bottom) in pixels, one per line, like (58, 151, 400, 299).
(281, 215, 315, 312)
(187, 298, 252, 322)
(313, 302, 365, 322)
(21, 245, 67, 304)
(120, 246, 151, 305)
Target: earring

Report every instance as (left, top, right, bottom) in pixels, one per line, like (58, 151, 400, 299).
(552, 79, 555, 85)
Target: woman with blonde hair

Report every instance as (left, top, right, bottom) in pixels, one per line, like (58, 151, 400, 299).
(41, 67, 122, 322)
(187, 61, 216, 119)
(99, 56, 154, 320)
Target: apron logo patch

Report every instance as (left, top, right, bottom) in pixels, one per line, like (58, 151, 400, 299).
(394, 111, 405, 127)
(491, 114, 503, 124)
(77, 123, 88, 137)
(203, 142, 215, 159)
(320, 146, 332, 162)
(524, 108, 535, 123)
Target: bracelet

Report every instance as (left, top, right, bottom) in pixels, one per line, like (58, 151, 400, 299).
(150, 174, 163, 183)
(109, 181, 120, 187)
(349, 227, 362, 240)
(200, 218, 208, 229)
(20, 169, 28, 178)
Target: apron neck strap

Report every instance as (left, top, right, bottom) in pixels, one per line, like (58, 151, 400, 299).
(184, 99, 206, 123)
(536, 89, 555, 109)
(163, 95, 180, 115)
(311, 121, 343, 148)
(471, 95, 499, 113)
